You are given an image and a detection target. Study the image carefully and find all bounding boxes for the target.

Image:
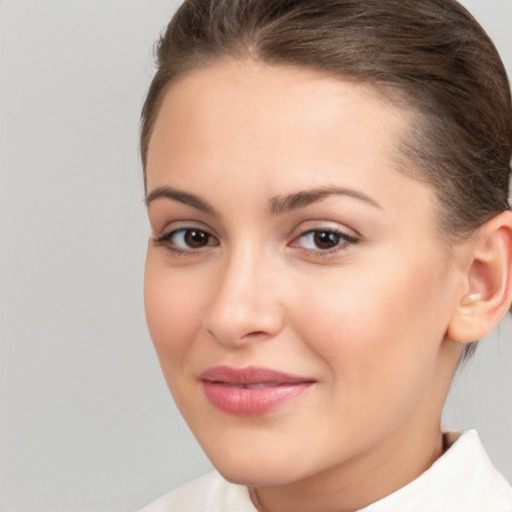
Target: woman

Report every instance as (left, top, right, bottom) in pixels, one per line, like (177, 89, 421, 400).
(139, 0, 512, 510)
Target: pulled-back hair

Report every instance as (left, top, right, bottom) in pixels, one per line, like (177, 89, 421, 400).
(140, 0, 512, 355)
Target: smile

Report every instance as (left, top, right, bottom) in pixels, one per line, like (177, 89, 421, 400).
(199, 366, 316, 416)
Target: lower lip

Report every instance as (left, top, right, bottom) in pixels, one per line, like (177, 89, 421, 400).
(202, 381, 313, 416)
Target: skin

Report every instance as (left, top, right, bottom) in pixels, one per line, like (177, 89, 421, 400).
(144, 60, 476, 512)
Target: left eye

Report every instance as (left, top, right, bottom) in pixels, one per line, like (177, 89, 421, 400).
(296, 230, 355, 251)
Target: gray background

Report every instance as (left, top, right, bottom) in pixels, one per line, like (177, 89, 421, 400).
(0, 1, 511, 511)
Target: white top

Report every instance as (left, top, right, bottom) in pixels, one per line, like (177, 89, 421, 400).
(139, 430, 512, 512)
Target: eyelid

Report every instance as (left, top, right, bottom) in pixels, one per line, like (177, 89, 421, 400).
(291, 217, 360, 236)
(152, 222, 219, 254)
(152, 219, 214, 238)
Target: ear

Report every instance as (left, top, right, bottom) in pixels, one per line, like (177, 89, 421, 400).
(447, 210, 512, 344)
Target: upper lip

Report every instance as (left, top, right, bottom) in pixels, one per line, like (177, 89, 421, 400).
(199, 365, 315, 385)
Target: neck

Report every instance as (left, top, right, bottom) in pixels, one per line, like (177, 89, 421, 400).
(250, 419, 444, 512)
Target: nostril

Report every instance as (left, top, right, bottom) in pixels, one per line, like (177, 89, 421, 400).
(242, 331, 268, 339)
(205, 324, 278, 347)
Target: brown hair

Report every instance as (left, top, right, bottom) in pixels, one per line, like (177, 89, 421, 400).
(140, 0, 512, 357)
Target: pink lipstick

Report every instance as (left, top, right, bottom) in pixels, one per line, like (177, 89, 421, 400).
(199, 366, 315, 416)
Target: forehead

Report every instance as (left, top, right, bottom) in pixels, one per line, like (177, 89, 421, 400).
(146, 60, 434, 220)
(148, 61, 411, 157)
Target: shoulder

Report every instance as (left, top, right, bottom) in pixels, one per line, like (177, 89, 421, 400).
(138, 471, 257, 512)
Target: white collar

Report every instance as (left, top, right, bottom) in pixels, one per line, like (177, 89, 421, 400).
(358, 430, 512, 511)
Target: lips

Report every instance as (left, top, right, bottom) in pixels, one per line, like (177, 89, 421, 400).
(199, 366, 315, 416)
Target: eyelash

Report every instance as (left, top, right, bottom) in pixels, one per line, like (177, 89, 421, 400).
(153, 228, 218, 255)
(293, 229, 358, 256)
(152, 227, 358, 256)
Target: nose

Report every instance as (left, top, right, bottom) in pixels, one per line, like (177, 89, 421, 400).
(202, 247, 285, 348)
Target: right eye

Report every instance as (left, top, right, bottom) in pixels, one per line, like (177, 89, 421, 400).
(153, 228, 219, 253)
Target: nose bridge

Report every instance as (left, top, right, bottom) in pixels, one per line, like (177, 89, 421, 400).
(204, 241, 282, 346)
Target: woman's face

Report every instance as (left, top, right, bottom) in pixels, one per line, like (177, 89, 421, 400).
(144, 61, 464, 488)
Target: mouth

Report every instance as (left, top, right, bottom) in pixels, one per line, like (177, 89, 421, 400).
(199, 366, 316, 416)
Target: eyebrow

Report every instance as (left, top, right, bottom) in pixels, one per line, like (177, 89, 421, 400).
(145, 186, 216, 214)
(145, 185, 382, 215)
(268, 186, 383, 215)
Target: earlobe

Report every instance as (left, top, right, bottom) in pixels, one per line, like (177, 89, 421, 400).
(447, 210, 512, 344)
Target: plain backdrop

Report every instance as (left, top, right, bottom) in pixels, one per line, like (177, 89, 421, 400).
(0, 1, 511, 511)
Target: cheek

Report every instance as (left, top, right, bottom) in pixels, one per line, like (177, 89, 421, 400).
(284, 265, 447, 452)
(144, 253, 205, 369)
(290, 248, 453, 386)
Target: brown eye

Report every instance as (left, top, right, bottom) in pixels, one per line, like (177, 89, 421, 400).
(293, 228, 357, 254)
(184, 229, 210, 248)
(313, 231, 341, 249)
(154, 227, 218, 252)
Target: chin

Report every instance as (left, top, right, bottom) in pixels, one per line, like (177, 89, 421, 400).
(217, 463, 300, 488)
(204, 443, 312, 487)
